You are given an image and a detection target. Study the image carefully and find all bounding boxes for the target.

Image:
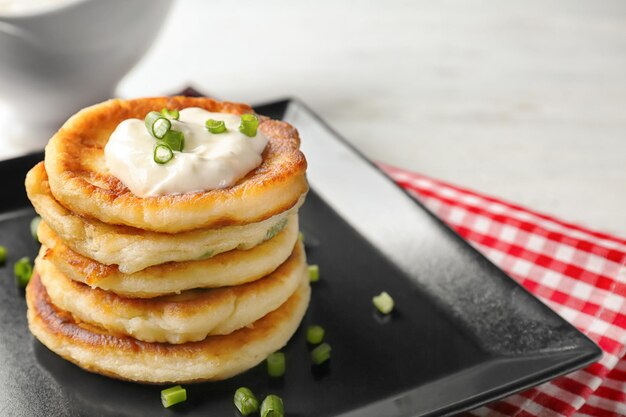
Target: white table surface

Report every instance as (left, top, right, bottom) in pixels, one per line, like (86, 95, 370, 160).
(11, 0, 626, 237)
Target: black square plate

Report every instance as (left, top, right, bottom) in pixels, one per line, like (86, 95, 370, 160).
(0, 99, 600, 417)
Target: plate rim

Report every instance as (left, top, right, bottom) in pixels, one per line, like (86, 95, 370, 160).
(0, 97, 603, 417)
(254, 97, 602, 416)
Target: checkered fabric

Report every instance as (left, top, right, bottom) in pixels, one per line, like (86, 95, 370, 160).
(380, 164, 626, 417)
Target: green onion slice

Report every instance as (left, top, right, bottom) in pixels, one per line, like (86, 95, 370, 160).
(30, 216, 41, 242)
(14, 256, 33, 288)
(298, 231, 304, 242)
(311, 342, 332, 365)
(234, 387, 259, 416)
(0, 246, 7, 265)
(266, 352, 286, 377)
(265, 218, 288, 240)
(372, 291, 394, 314)
(205, 119, 227, 134)
(161, 130, 185, 152)
(306, 325, 325, 345)
(197, 249, 214, 260)
(260, 394, 284, 417)
(239, 114, 259, 137)
(161, 385, 186, 408)
(145, 111, 171, 139)
(308, 264, 319, 282)
(160, 108, 180, 120)
(154, 144, 174, 165)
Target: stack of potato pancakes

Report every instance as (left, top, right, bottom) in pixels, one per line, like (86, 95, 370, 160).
(24, 97, 310, 383)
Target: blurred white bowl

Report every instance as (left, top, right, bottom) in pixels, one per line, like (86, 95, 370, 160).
(0, 0, 173, 156)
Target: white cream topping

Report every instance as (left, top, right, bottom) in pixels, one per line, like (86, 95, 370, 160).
(104, 108, 268, 197)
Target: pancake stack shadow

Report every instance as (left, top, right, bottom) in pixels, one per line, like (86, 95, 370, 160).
(24, 160, 310, 384)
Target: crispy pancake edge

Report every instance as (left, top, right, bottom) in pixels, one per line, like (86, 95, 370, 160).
(38, 216, 299, 297)
(37, 242, 307, 343)
(27, 273, 311, 384)
(27, 162, 305, 273)
(43, 96, 308, 233)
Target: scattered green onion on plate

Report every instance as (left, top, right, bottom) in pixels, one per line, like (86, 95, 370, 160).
(372, 291, 394, 314)
(260, 394, 284, 417)
(239, 114, 259, 137)
(160, 385, 186, 408)
(308, 264, 319, 282)
(311, 342, 332, 365)
(145, 111, 171, 139)
(0, 246, 7, 265)
(14, 257, 33, 288)
(234, 387, 259, 416)
(154, 144, 174, 165)
(30, 216, 41, 242)
(306, 325, 325, 345)
(206, 119, 227, 134)
(266, 352, 286, 377)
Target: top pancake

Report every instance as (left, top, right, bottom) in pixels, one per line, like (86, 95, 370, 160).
(44, 96, 308, 233)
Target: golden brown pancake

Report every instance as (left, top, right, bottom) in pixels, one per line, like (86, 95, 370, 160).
(27, 273, 310, 384)
(27, 162, 304, 274)
(38, 216, 299, 298)
(37, 242, 306, 343)
(43, 96, 308, 233)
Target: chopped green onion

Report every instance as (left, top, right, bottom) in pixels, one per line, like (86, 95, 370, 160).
(161, 385, 186, 408)
(306, 325, 325, 345)
(0, 246, 6, 265)
(260, 394, 284, 417)
(160, 108, 180, 120)
(14, 257, 33, 288)
(265, 218, 288, 240)
(154, 144, 174, 165)
(197, 249, 214, 260)
(234, 387, 259, 416)
(205, 119, 227, 134)
(311, 342, 331, 365)
(308, 264, 319, 282)
(160, 130, 185, 152)
(239, 114, 259, 137)
(266, 352, 286, 377)
(373, 291, 394, 314)
(30, 216, 41, 242)
(298, 231, 304, 242)
(145, 111, 171, 139)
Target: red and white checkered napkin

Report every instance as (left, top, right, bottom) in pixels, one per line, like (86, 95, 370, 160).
(380, 164, 626, 417)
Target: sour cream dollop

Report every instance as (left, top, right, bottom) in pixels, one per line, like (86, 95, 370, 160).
(104, 108, 268, 197)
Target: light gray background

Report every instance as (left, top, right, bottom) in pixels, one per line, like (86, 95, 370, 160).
(118, 0, 626, 237)
(8, 0, 626, 236)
